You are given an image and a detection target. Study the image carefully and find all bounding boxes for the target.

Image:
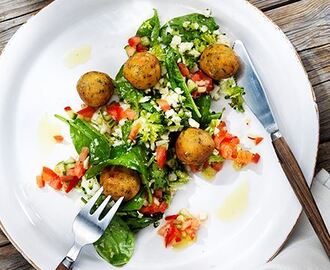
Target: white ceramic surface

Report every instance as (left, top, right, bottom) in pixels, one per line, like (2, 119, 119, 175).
(0, 0, 318, 270)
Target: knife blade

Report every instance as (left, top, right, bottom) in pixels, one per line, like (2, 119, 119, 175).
(233, 40, 330, 257)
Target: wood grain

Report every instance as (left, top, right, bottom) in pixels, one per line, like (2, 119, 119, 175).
(273, 136, 330, 256)
(265, 0, 330, 51)
(0, 0, 330, 269)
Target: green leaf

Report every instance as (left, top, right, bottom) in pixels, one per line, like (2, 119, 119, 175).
(94, 216, 135, 266)
(124, 214, 162, 233)
(115, 66, 144, 110)
(150, 162, 168, 189)
(165, 48, 201, 117)
(160, 13, 219, 44)
(55, 115, 111, 164)
(221, 78, 245, 112)
(194, 95, 223, 127)
(137, 9, 161, 46)
(120, 190, 145, 212)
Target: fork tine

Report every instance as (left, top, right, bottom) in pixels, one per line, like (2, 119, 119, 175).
(80, 187, 104, 214)
(99, 197, 124, 230)
(92, 195, 111, 219)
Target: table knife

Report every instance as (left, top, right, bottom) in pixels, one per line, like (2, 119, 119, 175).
(233, 40, 330, 257)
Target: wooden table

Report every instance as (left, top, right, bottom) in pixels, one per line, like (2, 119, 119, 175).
(0, 0, 329, 269)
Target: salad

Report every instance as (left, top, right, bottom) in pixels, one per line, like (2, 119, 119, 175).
(36, 10, 262, 266)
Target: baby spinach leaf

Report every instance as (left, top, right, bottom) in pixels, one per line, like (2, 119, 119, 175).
(160, 13, 219, 44)
(115, 66, 144, 110)
(137, 9, 160, 46)
(165, 48, 201, 117)
(94, 216, 135, 267)
(55, 115, 111, 164)
(124, 214, 162, 233)
(120, 190, 145, 212)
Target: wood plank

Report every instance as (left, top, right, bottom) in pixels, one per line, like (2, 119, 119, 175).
(0, 0, 52, 22)
(265, 0, 330, 51)
(316, 141, 330, 173)
(249, 0, 300, 11)
(0, 12, 39, 53)
(0, 230, 10, 247)
(313, 81, 330, 143)
(0, 244, 34, 270)
(300, 44, 330, 86)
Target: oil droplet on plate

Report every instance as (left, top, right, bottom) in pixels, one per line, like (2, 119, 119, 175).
(38, 115, 62, 155)
(64, 45, 91, 68)
(218, 181, 249, 221)
(173, 238, 195, 250)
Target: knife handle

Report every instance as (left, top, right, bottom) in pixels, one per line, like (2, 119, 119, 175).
(272, 134, 330, 257)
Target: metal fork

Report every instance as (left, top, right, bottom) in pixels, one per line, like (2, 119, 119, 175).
(56, 187, 124, 270)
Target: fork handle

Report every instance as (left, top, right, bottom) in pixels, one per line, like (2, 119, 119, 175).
(272, 133, 330, 256)
(56, 257, 74, 270)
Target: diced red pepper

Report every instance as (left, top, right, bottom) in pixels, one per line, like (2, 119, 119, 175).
(128, 123, 141, 141)
(164, 223, 180, 247)
(128, 36, 141, 48)
(252, 153, 261, 164)
(156, 146, 167, 169)
(77, 106, 96, 120)
(36, 175, 45, 188)
(136, 43, 148, 52)
(157, 99, 171, 112)
(106, 102, 125, 122)
(53, 135, 64, 143)
(64, 176, 80, 193)
(42, 167, 59, 182)
(178, 63, 190, 77)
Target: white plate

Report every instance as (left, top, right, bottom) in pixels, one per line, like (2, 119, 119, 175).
(0, 0, 318, 269)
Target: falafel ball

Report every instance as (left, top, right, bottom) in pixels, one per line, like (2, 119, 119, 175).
(123, 52, 161, 90)
(176, 128, 215, 166)
(100, 166, 141, 201)
(199, 44, 240, 80)
(77, 71, 114, 107)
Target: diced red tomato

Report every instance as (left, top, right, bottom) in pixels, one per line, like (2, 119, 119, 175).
(41, 167, 59, 182)
(136, 43, 148, 52)
(178, 63, 190, 77)
(77, 106, 96, 120)
(59, 175, 76, 182)
(235, 150, 253, 166)
(156, 146, 167, 168)
(36, 175, 45, 188)
(140, 201, 168, 215)
(128, 123, 141, 141)
(73, 163, 86, 179)
(124, 108, 136, 120)
(191, 90, 201, 99)
(49, 179, 63, 190)
(248, 136, 264, 145)
(220, 142, 238, 160)
(191, 71, 214, 91)
(106, 102, 125, 122)
(64, 176, 80, 193)
(165, 214, 179, 221)
(211, 162, 223, 172)
(53, 135, 64, 143)
(252, 153, 261, 164)
(128, 36, 141, 48)
(157, 99, 171, 111)
(64, 106, 72, 112)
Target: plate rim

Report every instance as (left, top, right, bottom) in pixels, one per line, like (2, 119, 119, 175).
(0, 0, 319, 268)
